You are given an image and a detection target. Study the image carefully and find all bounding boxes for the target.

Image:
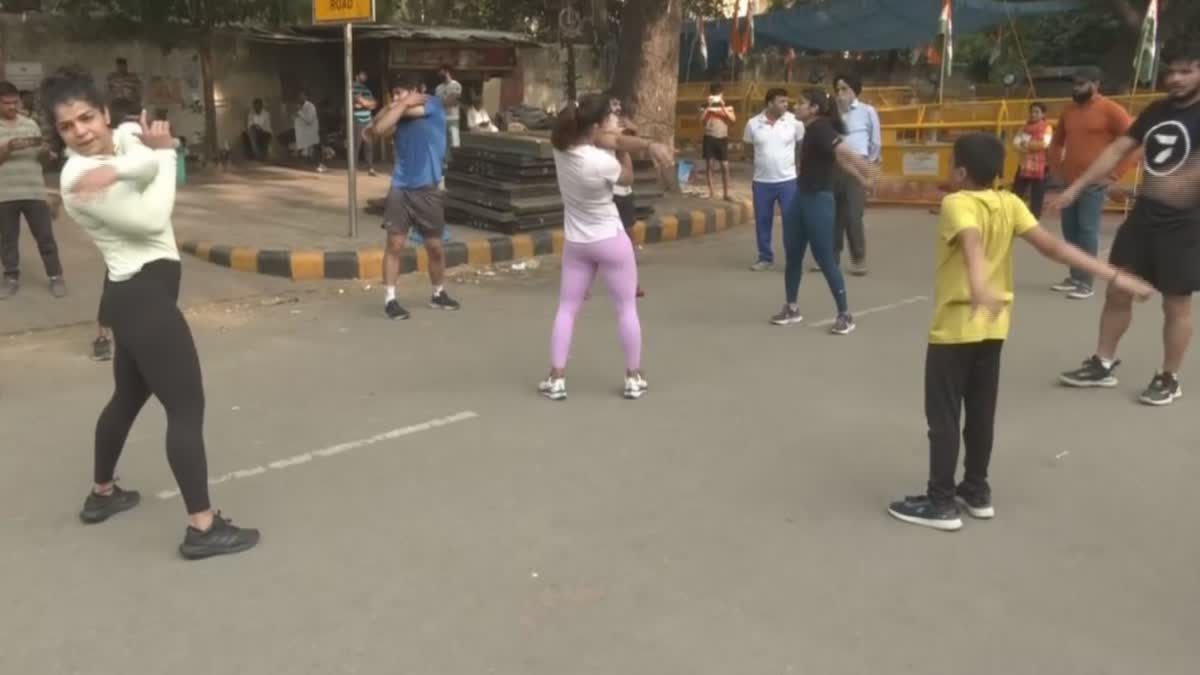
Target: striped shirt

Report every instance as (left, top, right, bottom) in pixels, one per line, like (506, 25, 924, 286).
(0, 115, 47, 203)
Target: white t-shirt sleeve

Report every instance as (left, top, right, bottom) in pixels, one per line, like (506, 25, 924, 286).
(591, 146, 623, 186)
(743, 118, 755, 143)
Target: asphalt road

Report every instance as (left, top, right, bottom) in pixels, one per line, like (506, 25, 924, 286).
(1, 209, 1195, 675)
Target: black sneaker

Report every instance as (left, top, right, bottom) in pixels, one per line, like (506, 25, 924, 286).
(830, 313, 856, 335)
(887, 495, 963, 531)
(92, 336, 113, 362)
(770, 305, 803, 325)
(385, 300, 410, 320)
(955, 484, 995, 519)
(429, 289, 461, 311)
(179, 512, 260, 560)
(79, 485, 141, 524)
(0, 276, 17, 300)
(1138, 372, 1182, 406)
(1059, 356, 1120, 388)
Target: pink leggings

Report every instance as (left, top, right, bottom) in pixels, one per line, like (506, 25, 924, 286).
(551, 232, 642, 371)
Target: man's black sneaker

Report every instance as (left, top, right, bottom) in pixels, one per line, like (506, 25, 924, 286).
(1139, 372, 1182, 406)
(385, 300, 410, 320)
(955, 484, 995, 519)
(91, 336, 113, 362)
(429, 290, 461, 311)
(887, 495, 963, 531)
(179, 512, 260, 560)
(1059, 355, 1120, 388)
(79, 485, 141, 524)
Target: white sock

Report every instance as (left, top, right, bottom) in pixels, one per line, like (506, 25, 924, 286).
(385, 286, 396, 303)
(433, 285, 444, 295)
(1099, 357, 1115, 369)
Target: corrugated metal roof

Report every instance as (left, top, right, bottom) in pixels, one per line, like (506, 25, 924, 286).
(237, 22, 539, 46)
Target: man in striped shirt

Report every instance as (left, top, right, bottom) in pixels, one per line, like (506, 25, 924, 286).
(0, 80, 65, 300)
(352, 70, 378, 176)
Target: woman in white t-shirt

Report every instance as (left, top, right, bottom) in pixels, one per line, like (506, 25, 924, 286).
(539, 94, 671, 401)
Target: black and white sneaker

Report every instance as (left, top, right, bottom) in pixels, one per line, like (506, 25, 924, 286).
(770, 305, 803, 326)
(1059, 356, 1120, 388)
(887, 495, 963, 531)
(1067, 285, 1095, 300)
(830, 313, 856, 335)
(955, 484, 995, 519)
(1139, 372, 1182, 406)
(385, 300, 410, 320)
(1050, 278, 1078, 292)
(179, 512, 260, 560)
(430, 290, 461, 311)
(79, 484, 141, 524)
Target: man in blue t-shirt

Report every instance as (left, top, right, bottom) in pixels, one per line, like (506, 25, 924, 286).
(351, 70, 378, 176)
(367, 73, 459, 320)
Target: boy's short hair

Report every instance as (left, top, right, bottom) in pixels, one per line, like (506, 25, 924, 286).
(953, 133, 1006, 186)
(709, 82, 724, 95)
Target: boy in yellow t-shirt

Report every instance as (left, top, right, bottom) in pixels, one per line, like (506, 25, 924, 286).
(888, 133, 1155, 532)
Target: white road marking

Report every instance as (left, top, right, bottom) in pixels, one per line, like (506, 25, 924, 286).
(155, 410, 479, 500)
(812, 295, 929, 328)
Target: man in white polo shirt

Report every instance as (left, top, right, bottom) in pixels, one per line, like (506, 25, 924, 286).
(743, 88, 804, 271)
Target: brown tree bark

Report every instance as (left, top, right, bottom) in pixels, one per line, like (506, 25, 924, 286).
(198, 35, 219, 160)
(610, 0, 684, 147)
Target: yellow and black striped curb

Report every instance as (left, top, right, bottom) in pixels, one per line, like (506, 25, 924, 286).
(181, 199, 753, 281)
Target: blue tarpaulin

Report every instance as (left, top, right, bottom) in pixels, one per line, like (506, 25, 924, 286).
(683, 0, 1084, 55)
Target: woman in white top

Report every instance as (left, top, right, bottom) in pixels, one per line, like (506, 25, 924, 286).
(44, 69, 258, 560)
(539, 94, 671, 401)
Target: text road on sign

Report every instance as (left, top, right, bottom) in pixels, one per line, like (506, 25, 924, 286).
(313, 0, 375, 24)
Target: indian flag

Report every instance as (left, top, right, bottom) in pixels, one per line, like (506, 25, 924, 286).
(939, 0, 953, 79)
(1133, 0, 1159, 84)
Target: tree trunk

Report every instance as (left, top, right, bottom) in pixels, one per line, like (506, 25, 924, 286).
(199, 34, 219, 161)
(611, 0, 683, 147)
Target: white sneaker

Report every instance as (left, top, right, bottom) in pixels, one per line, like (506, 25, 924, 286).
(538, 377, 567, 401)
(623, 374, 649, 400)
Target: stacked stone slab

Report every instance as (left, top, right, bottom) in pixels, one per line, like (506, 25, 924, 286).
(443, 132, 663, 235)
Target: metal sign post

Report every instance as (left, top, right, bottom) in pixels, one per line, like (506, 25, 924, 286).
(313, 0, 376, 238)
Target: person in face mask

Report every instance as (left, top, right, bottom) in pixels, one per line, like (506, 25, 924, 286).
(1046, 66, 1140, 300)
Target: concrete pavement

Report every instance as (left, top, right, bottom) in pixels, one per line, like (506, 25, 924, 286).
(1, 208, 1195, 675)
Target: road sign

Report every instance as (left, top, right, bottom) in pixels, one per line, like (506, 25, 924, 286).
(313, 0, 375, 24)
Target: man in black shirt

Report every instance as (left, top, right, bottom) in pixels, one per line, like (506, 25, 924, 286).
(1055, 42, 1200, 405)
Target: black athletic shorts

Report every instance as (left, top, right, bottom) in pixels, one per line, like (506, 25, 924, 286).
(702, 135, 729, 162)
(613, 193, 636, 231)
(1109, 216, 1200, 295)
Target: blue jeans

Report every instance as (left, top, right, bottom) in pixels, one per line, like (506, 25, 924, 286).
(752, 180, 797, 264)
(783, 191, 848, 314)
(1060, 184, 1106, 287)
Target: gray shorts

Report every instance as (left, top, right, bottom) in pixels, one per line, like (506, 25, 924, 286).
(382, 186, 445, 238)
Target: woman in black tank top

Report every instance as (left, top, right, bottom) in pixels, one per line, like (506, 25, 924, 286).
(769, 88, 876, 335)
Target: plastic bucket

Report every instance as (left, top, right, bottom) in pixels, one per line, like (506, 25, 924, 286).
(677, 159, 694, 185)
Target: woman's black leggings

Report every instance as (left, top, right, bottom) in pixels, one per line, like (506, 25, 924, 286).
(93, 259, 211, 514)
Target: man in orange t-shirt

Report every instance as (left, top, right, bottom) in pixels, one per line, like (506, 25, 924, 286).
(1047, 66, 1138, 300)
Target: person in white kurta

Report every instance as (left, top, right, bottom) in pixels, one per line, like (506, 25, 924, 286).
(293, 91, 323, 172)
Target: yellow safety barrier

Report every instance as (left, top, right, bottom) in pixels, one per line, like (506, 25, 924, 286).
(873, 94, 1161, 209)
